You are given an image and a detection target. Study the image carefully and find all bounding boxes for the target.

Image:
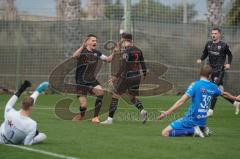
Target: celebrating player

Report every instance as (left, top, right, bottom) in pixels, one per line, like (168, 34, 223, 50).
(101, 33, 148, 124)
(0, 80, 49, 145)
(196, 27, 239, 116)
(158, 65, 240, 138)
(72, 34, 115, 123)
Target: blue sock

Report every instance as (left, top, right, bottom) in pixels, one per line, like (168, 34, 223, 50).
(169, 128, 195, 137)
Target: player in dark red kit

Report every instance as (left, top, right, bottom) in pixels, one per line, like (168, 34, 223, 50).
(101, 33, 148, 124)
(72, 34, 114, 123)
(196, 27, 239, 116)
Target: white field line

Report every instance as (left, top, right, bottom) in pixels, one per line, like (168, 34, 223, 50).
(4, 144, 80, 159)
(0, 106, 234, 110)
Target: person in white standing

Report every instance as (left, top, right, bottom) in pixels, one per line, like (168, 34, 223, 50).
(0, 80, 49, 145)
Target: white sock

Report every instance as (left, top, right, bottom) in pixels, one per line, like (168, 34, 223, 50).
(32, 133, 47, 144)
(107, 117, 113, 121)
(233, 101, 239, 106)
(30, 91, 40, 104)
(208, 109, 213, 112)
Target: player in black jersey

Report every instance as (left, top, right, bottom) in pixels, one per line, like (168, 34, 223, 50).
(101, 33, 148, 124)
(72, 34, 115, 123)
(196, 27, 239, 116)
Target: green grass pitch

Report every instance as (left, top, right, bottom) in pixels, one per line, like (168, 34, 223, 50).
(0, 94, 239, 159)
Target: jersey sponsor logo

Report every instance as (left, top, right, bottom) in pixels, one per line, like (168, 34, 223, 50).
(122, 53, 127, 59)
(209, 51, 220, 55)
(201, 88, 206, 94)
(217, 45, 221, 50)
(7, 120, 13, 127)
(196, 114, 207, 119)
(198, 109, 208, 113)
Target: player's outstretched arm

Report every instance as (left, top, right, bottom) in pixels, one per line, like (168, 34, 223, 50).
(157, 94, 189, 120)
(222, 91, 240, 102)
(101, 53, 115, 62)
(4, 80, 31, 118)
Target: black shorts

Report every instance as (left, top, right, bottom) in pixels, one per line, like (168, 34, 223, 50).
(114, 76, 141, 96)
(211, 69, 224, 86)
(76, 79, 100, 96)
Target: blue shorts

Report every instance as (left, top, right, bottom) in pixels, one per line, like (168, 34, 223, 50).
(170, 118, 194, 130)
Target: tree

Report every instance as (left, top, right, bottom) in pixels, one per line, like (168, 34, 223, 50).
(207, 0, 224, 26)
(56, 0, 81, 57)
(105, 0, 124, 20)
(1, 0, 17, 21)
(225, 0, 240, 26)
(86, 0, 106, 19)
(131, 0, 197, 23)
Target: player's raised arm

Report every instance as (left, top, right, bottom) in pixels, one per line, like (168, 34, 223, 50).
(23, 82, 49, 145)
(73, 46, 84, 58)
(73, 37, 88, 58)
(4, 80, 31, 119)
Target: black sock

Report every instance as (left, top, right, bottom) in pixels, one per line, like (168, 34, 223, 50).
(131, 98, 144, 112)
(80, 106, 87, 117)
(15, 80, 31, 97)
(109, 98, 118, 118)
(94, 96, 103, 117)
(210, 96, 218, 110)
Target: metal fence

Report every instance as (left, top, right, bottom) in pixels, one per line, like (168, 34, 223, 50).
(0, 0, 239, 93)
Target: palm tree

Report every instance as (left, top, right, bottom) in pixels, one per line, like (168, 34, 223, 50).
(56, 0, 65, 20)
(86, 0, 106, 19)
(56, 0, 81, 57)
(1, 0, 17, 20)
(207, 0, 224, 26)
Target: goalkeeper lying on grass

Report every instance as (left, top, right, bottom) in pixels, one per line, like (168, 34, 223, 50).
(157, 65, 240, 138)
(0, 80, 49, 145)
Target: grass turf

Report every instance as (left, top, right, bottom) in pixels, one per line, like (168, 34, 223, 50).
(0, 94, 239, 159)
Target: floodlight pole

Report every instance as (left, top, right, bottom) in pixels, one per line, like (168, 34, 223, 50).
(124, 0, 132, 33)
(182, 0, 188, 23)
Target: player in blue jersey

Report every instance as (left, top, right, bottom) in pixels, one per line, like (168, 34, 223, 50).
(157, 65, 240, 137)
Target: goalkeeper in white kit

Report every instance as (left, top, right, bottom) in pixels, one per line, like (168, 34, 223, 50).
(0, 80, 49, 145)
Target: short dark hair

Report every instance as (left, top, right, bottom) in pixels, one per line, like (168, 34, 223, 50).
(22, 97, 34, 111)
(200, 65, 213, 78)
(87, 34, 97, 38)
(212, 27, 221, 33)
(121, 32, 132, 41)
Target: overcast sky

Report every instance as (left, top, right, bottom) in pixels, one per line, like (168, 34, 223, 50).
(15, 0, 231, 20)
